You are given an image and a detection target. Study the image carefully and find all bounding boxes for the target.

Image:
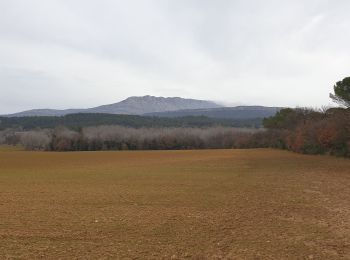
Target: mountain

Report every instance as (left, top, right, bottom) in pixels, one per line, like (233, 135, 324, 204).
(4, 96, 222, 117)
(144, 106, 281, 119)
(89, 96, 221, 114)
(6, 109, 85, 117)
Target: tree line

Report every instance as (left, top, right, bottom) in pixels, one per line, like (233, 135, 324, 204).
(0, 126, 263, 151)
(262, 77, 350, 157)
(0, 113, 263, 130)
(263, 107, 350, 156)
(1, 76, 349, 157)
(1, 108, 348, 156)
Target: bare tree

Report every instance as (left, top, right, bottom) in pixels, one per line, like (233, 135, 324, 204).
(18, 130, 51, 150)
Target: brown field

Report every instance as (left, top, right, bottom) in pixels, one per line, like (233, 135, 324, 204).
(0, 148, 350, 259)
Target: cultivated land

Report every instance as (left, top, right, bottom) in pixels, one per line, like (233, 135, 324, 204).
(0, 149, 349, 259)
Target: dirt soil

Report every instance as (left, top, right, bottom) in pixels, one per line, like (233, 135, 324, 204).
(0, 149, 349, 259)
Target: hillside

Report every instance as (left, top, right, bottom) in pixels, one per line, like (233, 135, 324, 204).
(4, 96, 221, 117)
(145, 106, 280, 119)
(91, 96, 221, 114)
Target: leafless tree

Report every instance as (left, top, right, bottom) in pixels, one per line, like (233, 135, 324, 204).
(18, 130, 51, 150)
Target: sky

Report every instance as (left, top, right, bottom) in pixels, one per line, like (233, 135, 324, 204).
(1, 0, 350, 114)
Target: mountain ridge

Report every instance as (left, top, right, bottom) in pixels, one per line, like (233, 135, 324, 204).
(4, 96, 222, 117)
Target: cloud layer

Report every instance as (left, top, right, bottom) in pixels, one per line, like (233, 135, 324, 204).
(1, 0, 350, 113)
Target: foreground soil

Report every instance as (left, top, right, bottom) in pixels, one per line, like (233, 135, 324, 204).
(0, 149, 349, 259)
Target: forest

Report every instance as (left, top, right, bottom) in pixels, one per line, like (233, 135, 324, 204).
(1, 77, 349, 157)
(0, 113, 263, 130)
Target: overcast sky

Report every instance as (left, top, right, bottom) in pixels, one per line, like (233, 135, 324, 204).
(1, 0, 350, 113)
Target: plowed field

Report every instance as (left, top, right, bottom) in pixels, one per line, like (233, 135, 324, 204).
(0, 149, 349, 259)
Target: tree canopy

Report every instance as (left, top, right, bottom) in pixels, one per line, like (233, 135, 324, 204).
(330, 77, 350, 107)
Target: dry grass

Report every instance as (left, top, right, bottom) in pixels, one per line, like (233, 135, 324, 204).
(0, 149, 349, 259)
(0, 144, 24, 151)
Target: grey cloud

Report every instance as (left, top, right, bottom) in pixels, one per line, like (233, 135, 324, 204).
(1, 0, 350, 114)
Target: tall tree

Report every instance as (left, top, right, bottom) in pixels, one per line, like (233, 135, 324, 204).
(330, 77, 350, 107)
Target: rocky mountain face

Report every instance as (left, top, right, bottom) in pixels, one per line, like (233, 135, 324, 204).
(4, 96, 222, 117)
(89, 96, 222, 115)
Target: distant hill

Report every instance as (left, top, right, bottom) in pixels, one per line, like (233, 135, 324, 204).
(144, 106, 281, 119)
(4, 96, 222, 117)
(6, 109, 85, 117)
